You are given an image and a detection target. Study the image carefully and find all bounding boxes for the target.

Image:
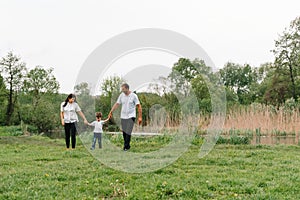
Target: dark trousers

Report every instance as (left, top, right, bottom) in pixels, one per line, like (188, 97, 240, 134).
(64, 122, 77, 148)
(121, 117, 135, 150)
(92, 133, 102, 149)
(123, 132, 131, 150)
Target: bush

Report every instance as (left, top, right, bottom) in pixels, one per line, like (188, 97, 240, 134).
(107, 124, 120, 132)
(217, 135, 250, 145)
(0, 126, 23, 136)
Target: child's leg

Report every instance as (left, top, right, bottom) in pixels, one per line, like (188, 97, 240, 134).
(91, 133, 96, 149)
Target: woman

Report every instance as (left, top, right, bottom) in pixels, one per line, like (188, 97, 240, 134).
(60, 94, 88, 150)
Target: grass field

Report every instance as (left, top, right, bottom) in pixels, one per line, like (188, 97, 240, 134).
(1, 134, 300, 199)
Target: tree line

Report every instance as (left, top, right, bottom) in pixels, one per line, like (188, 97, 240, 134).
(0, 16, 299, 133)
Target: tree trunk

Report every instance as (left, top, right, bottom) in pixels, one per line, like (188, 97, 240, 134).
(288, 63, 297, 101)
(6, 75, 13, 125)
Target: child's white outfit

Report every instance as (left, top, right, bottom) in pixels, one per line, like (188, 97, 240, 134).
(89, 120, 104, 149)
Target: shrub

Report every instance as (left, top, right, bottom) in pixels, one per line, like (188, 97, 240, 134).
(217, 135, 250, 145)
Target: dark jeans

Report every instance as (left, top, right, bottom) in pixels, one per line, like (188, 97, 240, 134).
(92, 132, 102, 149)
(121, 117, 135, 150)
(64, 122, 77, 148)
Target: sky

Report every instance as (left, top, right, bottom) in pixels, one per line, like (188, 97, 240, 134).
(0, 0, 299, 93)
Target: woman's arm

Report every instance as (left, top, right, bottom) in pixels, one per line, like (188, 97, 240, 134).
(77, 111, 88, 124)
(60, 112, 64, 126)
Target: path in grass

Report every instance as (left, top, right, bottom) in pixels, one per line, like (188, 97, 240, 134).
(1, 135, 300, 199)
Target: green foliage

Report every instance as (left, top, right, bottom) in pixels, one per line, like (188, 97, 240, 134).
(20, 96, 60, 133)
(0, 126, 23, 136)
(219, 62, 258, 105)
(0, 74, 7, 125)
(74, 82, 96, 131)
(95, 95, 111, 119)
(217, 136, 250, 145)
(101, 76, 124, 99)
(271, 16, 300, 102)
(23, 66, 59, 105)
(20, 66, 60, 133)
(138, 92, 164, 126)
(107, 124, 120, 132)
(0, 52, 27, 125)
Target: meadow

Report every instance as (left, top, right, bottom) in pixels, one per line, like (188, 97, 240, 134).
(1, 131, 300, 199)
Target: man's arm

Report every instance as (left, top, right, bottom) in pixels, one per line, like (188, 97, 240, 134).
(137, 104, 142, 125)
(102, 114, 112, 123)
(108, 103, 120, 118)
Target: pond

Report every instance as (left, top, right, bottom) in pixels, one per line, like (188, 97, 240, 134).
(251, 135, 299, 145)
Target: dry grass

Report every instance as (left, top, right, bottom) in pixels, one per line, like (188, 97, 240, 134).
(134, 103, 300, 137)
(222, 104, 300, 135)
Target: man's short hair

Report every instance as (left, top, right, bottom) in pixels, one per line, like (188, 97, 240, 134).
(121, 83, 129, 89)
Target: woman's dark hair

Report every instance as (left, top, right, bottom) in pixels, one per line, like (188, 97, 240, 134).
(63, 94, 76, 107)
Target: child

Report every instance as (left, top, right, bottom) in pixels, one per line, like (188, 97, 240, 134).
(87, 112, 109, 150)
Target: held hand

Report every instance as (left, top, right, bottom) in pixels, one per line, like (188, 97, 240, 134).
(108, 112, 113, 119)
(138, 117, 142, 126)
(84, 119, 88, 125)
(61, 119, 65, 126)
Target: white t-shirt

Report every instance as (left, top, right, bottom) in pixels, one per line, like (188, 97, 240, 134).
(117, 92, 140, 119)
(89, 120, 104, 133)
(60, 102, 81, 123)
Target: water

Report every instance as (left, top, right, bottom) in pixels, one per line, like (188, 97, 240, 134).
(251, 135, 299, 145)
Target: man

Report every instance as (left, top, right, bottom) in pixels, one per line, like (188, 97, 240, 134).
(109, 83, 142, 151)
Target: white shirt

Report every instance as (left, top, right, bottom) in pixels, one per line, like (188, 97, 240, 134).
(88, 120, 104, 133)
(117, 92, 140, 119)
(60, 102, 81, 123)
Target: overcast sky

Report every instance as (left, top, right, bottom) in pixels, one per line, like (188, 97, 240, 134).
(0, 0, 299, 93)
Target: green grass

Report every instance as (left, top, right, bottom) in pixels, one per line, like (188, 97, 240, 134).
(1, 135, 300, 199)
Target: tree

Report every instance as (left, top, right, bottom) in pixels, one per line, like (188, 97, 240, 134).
(0, 52, 27, 125)
(20, 66, 60, 132)
(219, 62, 258, 104)
(74, 82, 90, 96)
(272, 16, 300, 101)
(169, 58, 199, 97)
(23, 66, 59, 107)
(0, 74, 7, 125)
(101, 76, 124, 99)
(191, 74, 211, 112)
(138, 92, 164, 126)
(74, 82, 95, 129)
(95, 76, 124, 127)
